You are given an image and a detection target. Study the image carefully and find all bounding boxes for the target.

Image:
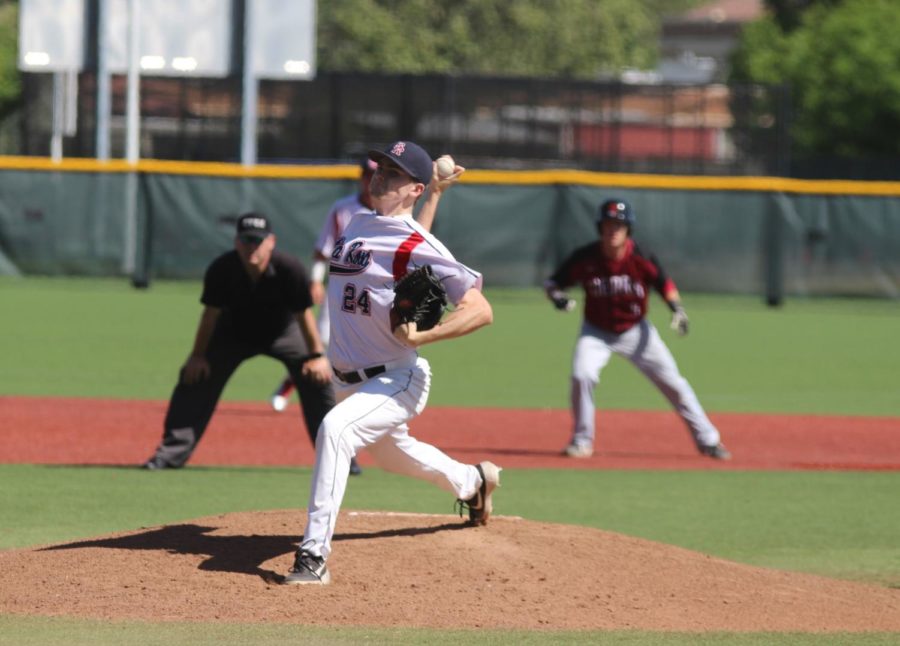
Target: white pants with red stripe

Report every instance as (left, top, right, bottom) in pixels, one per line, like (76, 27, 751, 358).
(570, 318, 721, 451)
(301, 357, 482, 560)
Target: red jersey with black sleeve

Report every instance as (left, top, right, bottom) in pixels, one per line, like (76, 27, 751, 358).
(549, 238, 676, 333)
(201, 250, 313, 342)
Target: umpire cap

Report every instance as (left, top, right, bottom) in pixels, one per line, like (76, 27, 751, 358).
(236, 212, 272, 242)
(368, 141, 433, 184)
(597, 199, 635, 229)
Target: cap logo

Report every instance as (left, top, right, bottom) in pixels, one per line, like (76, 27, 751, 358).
(242, 217, 267, 229)
(391, 142, 406, 156)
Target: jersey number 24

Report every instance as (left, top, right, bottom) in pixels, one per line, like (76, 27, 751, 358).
(341, 283, 371, 315)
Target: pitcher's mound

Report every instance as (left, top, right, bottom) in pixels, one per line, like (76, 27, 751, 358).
(1, 509, 898, 632)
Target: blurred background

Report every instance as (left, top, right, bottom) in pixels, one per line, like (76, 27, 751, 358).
(8, 0, 900, 177)
(1, 0, 899, 300)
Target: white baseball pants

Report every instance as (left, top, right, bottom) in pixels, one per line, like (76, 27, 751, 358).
(302, 357, 482, 559)
(570, 319, 721, 450)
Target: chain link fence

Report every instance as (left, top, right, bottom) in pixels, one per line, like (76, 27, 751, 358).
(8, 71, 790, 175)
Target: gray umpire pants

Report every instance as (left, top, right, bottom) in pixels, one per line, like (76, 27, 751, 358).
(151, 319, 335, 467)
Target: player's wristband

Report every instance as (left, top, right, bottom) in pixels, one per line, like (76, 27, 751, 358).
(667, 300, 682, 313)
(303, 352, 324, 363)
(311, 260, 327, 283)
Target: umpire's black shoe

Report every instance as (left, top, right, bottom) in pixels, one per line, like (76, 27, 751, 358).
(456, 461, 502, 526)
(284, 549, 331, 585)
(349, 457, 362, 476)
(141, 456, 174, 470)
(698, 443, 732, 460)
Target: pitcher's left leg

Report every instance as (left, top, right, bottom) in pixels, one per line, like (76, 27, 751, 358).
(367, 427, 482, 499)
(367, 429, 500, 525)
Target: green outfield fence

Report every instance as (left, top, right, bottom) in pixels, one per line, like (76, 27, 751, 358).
(1, 156, 899, 303)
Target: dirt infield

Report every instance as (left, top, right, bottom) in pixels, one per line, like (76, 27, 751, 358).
(3, 396, 900, 471)
(1, 396, 900, 632)
(2, 510, 900, 632)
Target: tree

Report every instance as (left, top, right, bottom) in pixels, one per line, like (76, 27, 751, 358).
(0, 1, 20, 119)
(0, 0, 701, 115)
(731, 0, 900, 157)
(763, 0, 842, 32)
(316, 0, 693, 79)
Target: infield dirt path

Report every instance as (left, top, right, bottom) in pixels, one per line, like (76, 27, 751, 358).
(3, 396, 900, 471)
(1, 396, 899, 632)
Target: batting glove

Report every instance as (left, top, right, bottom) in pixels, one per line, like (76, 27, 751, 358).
(549, 290, 575, 312)
(670, 306, 689, 336)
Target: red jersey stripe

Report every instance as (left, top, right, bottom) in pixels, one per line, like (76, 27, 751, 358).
(392, 231, 426, 280)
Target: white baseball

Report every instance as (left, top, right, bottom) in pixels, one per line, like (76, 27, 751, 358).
(436, 156, 455, 178)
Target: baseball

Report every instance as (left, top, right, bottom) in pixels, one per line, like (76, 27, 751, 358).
(436, 155, 455, 178)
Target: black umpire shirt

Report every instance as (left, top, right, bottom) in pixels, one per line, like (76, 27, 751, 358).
(201, 249, 313, 343)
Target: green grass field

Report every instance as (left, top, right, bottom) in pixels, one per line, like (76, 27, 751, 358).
(1, 276, 899, 645)
(3, 276, 899, 415)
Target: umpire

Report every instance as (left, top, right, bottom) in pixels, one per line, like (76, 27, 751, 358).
(142, 213, 334, 469)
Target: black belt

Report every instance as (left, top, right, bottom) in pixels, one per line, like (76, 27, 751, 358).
(334, 365, 386, 384)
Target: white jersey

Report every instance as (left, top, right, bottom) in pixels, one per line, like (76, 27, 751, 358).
(327, 211, 482, 373)
(315, 193, 365, 256)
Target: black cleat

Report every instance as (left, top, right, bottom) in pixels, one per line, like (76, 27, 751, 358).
(284, 549, 331, 585)
(456, 461, 502, 525)
(141, 456, 174, 470)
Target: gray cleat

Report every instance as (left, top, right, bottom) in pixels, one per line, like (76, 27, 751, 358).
(564, 443, 594, 458)
(698, 443, 732, 460)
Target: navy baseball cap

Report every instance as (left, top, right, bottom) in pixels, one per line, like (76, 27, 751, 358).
(368, 141, 433, 184)
(236, 212, 272, 242)
(596, 199, 635, 228)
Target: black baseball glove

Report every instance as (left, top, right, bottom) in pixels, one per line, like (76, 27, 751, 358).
(391, 265, 448, 331)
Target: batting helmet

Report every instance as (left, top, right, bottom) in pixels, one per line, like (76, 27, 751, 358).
(597, 199, 635, 229)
